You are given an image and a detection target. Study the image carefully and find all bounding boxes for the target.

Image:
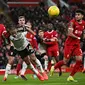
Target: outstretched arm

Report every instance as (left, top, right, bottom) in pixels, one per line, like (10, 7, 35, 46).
(68, 22, 80, 39)
(25, 25, 36, 36)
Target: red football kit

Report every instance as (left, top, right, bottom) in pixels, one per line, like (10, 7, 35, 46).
(44, 30, 59, 57)
(26, 32, 38, 50)
(64, 18, 85, 59)
(0, 24, 7, 47)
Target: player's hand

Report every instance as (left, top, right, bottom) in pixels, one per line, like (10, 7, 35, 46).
(25, 24, 31, 29)
(36, 50, 42, 55)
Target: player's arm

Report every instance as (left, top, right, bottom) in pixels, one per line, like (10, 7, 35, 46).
(82, 29, 85, 40)
(43, 38, 57, 45)
(67, 22, 80, 39)
(50, 37, 58, 42)
(50, 31, 59, 42)
(32, 37, 39, 50)
(43, 34, 56, 45)
(25, 25, 36, 36)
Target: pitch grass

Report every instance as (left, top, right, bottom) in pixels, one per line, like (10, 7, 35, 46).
(0, 72, 85, 85)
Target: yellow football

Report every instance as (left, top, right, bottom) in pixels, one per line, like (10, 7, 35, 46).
(48, 6, 60, 16)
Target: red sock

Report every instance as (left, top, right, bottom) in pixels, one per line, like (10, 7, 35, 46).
(54, 60, 64, 69)
(48, 62, 51, 71)
(16, 64, 21, 76)
(70, 60, 82, 76)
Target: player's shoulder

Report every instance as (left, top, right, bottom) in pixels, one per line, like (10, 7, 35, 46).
(70, 18, 76, 23)
(44, 31, 48, 34)
(0, 24, 5, 27)
(0, 24, 6, 30)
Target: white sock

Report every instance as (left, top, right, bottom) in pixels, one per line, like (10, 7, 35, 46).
(30, 63, 38, 74)
(84, 56, 85, 69)
(20, 62, 27, 75)
(4, 64, 11, 78)
(44, 60, 48, 70)
(35, 58, 44, 73)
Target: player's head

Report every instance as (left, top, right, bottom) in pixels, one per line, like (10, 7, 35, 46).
(18, 16, 26, 26)
(47, 23, 53, 31)
(38, 29, 44, 38)
(26, 20, 32, 29)
(75, 9, 84, 21)
(7, 24, 17, 36)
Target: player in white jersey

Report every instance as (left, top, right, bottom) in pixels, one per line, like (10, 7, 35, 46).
(15, 16, 30, 79)
(37, 29, 48, 72)
(3, 24, 48, 81)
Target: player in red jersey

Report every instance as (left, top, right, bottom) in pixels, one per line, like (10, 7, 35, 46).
(0, 24, 7, 47)
(50, 9, 85, 82)
(26, 21, 38, 51)
(26, 21, 48, 80)
(44, 23, 60, 74)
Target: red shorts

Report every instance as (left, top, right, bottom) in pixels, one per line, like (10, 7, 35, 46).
(64, 44, 82, 59)
(47, 44, 59, 57)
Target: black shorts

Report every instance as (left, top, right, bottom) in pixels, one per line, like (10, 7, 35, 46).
(17, 44, 34, 59)
(8, 46, 18, 57)
(36, 53, 46, 65)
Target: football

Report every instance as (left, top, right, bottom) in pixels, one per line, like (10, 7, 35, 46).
(48, 6, 60, 16)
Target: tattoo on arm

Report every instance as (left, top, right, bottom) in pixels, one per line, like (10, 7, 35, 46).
(69, 22, 74, 28)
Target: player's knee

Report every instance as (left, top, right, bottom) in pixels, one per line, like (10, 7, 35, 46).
(22, 62, 27, 69)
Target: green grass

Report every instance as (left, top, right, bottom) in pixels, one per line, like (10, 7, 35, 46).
(0, 73, 85, 85)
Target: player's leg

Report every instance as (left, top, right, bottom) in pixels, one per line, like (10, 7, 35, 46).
(67, 47, 82, 82)
(82, 52, 85, 73)
(50, 45, 71, 77)
(14, 56, 27, 80)
(23, 55, 44, 81)
(50, 46, 62, 76)
(17, 46, 44, 81)
(20, 61, 27, 75)
(46, 48, 52, 72)
(15, 56, 27, 80)
(43, 54, 48, 72)
(15, 56, 22, 78)
(67, 55, 82, 82)
(30, 53, 48, 80)
(3, 56, 14, 81)
(50, 57, 68, 76)
(36, 53, 48, 72)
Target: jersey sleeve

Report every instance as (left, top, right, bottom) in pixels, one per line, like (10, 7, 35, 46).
(53, 31, 58, 38)
(32, 36, 38, 50)
(68, 19, 75, 28)
(1, 24, 6, 35)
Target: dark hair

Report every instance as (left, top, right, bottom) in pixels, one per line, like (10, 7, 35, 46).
(75, 9, 85, 15)
(6, 23, 17, 32)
